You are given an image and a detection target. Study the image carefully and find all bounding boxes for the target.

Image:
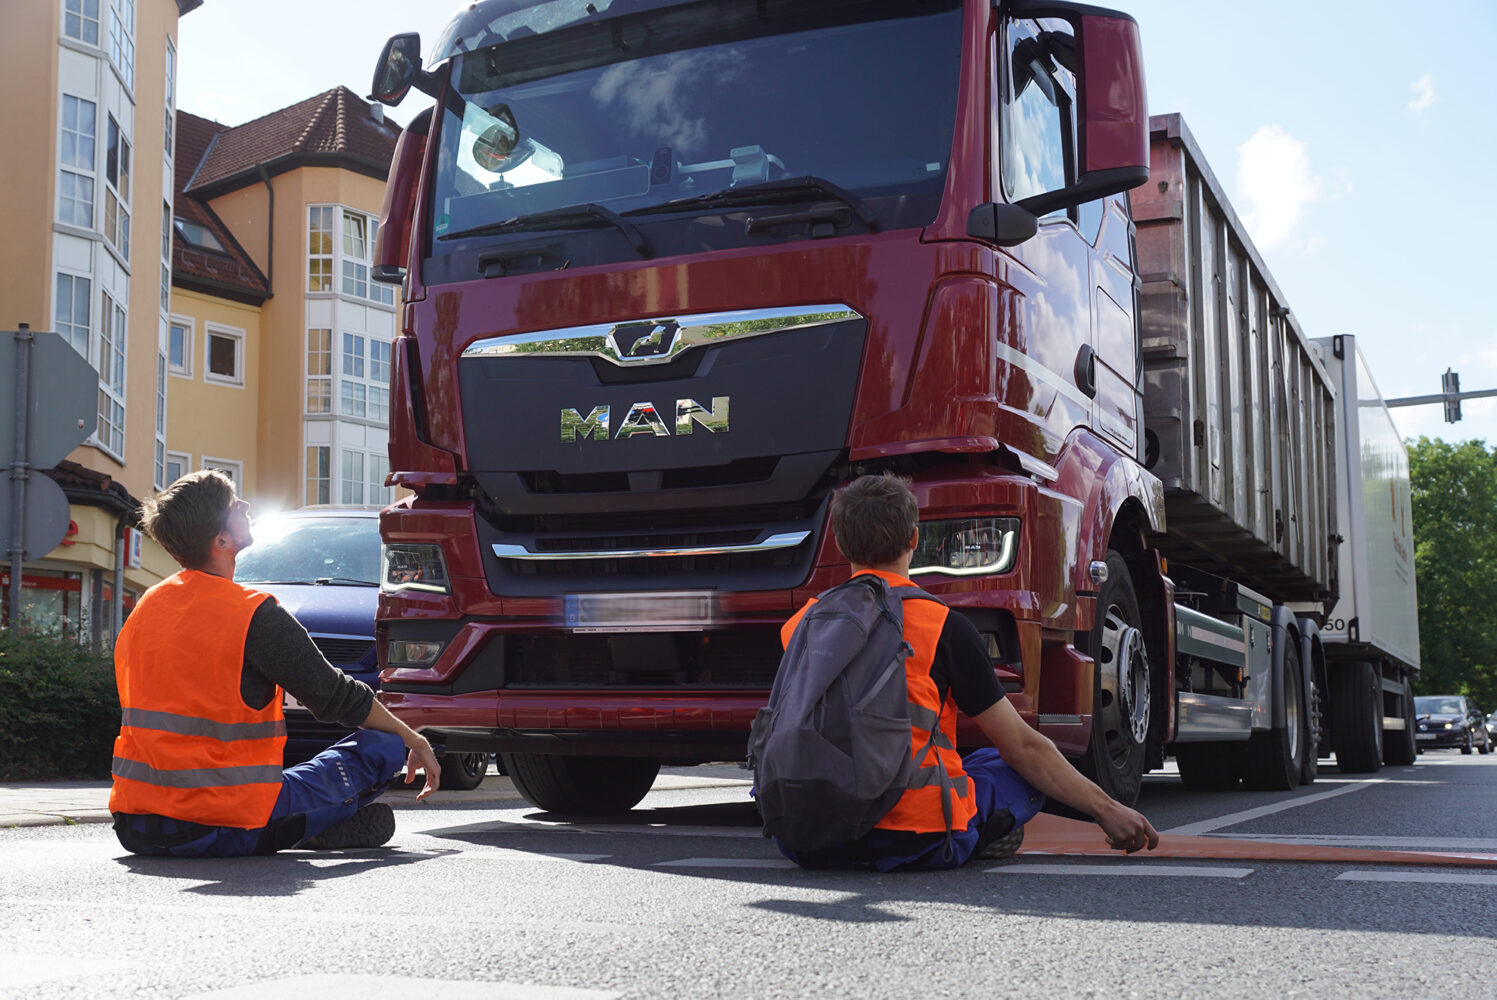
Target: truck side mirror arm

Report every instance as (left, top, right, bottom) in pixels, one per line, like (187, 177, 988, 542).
(967, 202, 1039, 246)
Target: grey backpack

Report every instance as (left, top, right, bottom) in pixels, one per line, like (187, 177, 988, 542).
(748, 574, 954, 853)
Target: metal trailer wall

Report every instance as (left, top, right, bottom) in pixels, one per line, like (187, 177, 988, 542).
(1312, 335, 1421, 674)
(1133, 113, 1338, 606)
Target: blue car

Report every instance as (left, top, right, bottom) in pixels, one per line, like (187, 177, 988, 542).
(233, 508, 488, 788)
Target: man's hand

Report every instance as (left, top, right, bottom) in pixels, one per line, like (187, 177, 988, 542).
(1096, 801, 1159, 853)
(403, 737, 442, 802)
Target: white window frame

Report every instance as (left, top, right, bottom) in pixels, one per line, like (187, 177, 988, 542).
(107, 0, 135, 91)
(167, 315, 193, 377)
(341, 449, 366, 505)
(308, 205, 334, 292)
(203, 323, 244, 387)
(164, 450, 190, 485)
(153, 349, 167, 489)
(201, 456, 242, 484)
(58, 95, 97, 229)
(63, 0, 102, 46)
(337, 332, 392, 425)
(95, 290, 127, 460)
(367, 453, 392, 507)
(163, 37, 176, 158)
(54, 272, 92, 358)
(305, 445, 330, 506)
(306, 327, 332, 414)
(103, 113, 132, 261)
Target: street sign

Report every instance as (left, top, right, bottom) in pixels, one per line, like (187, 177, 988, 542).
(0, 471, 71, 561)
(1442, 369, 1461, 423)
(0, 328, 100, 469)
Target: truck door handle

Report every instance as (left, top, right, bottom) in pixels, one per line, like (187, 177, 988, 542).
(1075, 344, 1098, 398)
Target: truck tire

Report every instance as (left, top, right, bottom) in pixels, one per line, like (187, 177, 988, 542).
(500, 753, 660, 813)
(1076, 551, 1151, 807)
(1242, 643, 1306, 790)
(438, 751, 489, 791)
(1174, 742, 1242, 790)
(1300, 670, 1320, 786)
(1330, 661, 1383, 773)
(1383, 677, 1417, 766)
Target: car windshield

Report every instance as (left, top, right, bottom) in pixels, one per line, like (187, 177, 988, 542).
(428, 0, 961, 264)
(234, 515, 381, 586)
(1414, 696, 1464, 715)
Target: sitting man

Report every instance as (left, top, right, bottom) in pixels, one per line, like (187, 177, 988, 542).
(776, 473, 1158, 870)
(110, 470, 442, 857)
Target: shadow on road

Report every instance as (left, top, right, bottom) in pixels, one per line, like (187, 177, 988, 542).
(114, 847, 456, 896)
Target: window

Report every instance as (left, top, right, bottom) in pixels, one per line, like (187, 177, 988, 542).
(341, 209, 395, 306)
(368, 453, 391, 506)
(103, 115, 131, 258)
(54, 274, 90, 357)
(202, 457, 241, 483)
(305, 446, 330, 505)
(165, 450, 189, 484)
(306, 328, 332, 413)
(163, 39, 175, 156)
(341, 450, 365, 505)
(1002, 19, 1071, 205)
(108, 0, 135, 90)
(64, 0, 101, 44)
(343, 333, 365, 378)
(338, 334, 392, 423)
(168, 318, 191, 375)
(96, 291, 126, 457)
(340, 380, 367, 418)
(204, 326, 243, 385)
(154, 350, 167, 488)
(58, 96, 96, 227)
(174, 217, 225, 251)
(308, 206, 333, 291)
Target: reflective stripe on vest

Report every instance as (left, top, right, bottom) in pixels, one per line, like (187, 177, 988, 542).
(112, 756, 285, 789)
(120, 707, 287, 742)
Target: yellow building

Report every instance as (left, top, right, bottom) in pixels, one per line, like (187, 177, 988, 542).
(0, 0, 197, 641)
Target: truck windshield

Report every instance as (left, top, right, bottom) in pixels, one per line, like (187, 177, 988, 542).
(426, 0, 962, 276)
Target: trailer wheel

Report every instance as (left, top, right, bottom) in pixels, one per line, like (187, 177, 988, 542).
(1300, 670, 1320, 786)
(1174, 743, 1242, 790)
(1242, 643, 1306, 790)
(1330, 661, 1383, 773)
(500, 753, 660, 813)
(1383, 677, 1417, 766)
(1076, 551, 1151, 807)
(437, 751, 490, 791)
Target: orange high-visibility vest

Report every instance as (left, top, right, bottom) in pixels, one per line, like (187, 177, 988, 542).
(109, 569, 284, 828)
(781, 569, 977, 836)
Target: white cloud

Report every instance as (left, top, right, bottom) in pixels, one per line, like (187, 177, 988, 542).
(1233, 125, 1322, 251)
(1407, 74, 1436, 114)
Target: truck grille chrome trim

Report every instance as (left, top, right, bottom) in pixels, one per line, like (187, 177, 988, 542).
(461, 305, 862, 366)
(492, 530, 811, 561)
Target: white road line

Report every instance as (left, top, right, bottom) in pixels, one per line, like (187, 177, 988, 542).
(654, 857, 798, 869)
(183, 974, 621, 999)
(986, 863, 1253, 878)
(0, 954, 129, 990)
(1162, 777, 1386, 835)
(1218, 834, 1497, 851)
(1336, 870, 1497, 887)
(445, 850, 609, 863)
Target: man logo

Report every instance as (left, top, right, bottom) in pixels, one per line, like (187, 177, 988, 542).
(607, 320, 681, 361)
(561, 397, 730, 442)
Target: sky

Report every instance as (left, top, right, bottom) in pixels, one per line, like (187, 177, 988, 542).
(177, 0, 1497, 448)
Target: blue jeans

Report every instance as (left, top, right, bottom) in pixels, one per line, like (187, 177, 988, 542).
(777, 748, 1044, 872)
(114, 730, 407, 858)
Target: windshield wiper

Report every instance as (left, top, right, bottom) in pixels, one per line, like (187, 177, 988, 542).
(314, 577, 379, 587)
(439, 202, 653, 258)
(629, 175, 879, 232)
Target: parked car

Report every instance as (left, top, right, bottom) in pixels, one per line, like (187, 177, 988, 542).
(1413, 694, 1488, 755)
(234, 507, 491, 788)
(1487, 711, 1497, 746)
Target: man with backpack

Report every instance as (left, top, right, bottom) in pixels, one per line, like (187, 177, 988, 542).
(750, 474, 1158, 871)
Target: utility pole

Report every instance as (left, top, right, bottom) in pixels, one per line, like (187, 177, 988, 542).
(1386, 368, 1497, 424)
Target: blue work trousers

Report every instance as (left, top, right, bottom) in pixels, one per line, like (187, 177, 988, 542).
(114, 730, 407, 858)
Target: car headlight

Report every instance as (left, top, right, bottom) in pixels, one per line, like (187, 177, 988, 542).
(381, 544, 451, 594)
(909, 518, 1020, 578)
(1443, 721, 1454, 729)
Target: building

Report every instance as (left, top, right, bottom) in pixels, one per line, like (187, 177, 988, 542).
(0, 0, 400, 640)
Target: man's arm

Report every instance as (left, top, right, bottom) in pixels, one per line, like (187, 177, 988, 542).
(360, 699, 442, 802)
(973, 699, 1159, 853)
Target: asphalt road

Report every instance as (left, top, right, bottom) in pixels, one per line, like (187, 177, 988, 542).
(3, 751, 1495, 999)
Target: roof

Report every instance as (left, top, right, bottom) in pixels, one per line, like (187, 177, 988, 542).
(171, 111, 270, 304)
(185, 86, 400, 199)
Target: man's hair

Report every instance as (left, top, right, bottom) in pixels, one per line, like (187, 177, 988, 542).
(139, 470, 236, 569)
(830, 473, 919, 567)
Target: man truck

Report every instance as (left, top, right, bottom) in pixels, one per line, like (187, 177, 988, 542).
(365, 0, 1419, 812)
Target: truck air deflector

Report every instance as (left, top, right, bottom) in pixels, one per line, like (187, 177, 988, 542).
(493, 530, 810, 561)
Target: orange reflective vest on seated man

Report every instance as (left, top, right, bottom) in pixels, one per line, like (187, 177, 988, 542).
(109, 569, 285, 829)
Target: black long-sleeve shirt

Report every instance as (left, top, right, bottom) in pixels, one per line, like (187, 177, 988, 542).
(238, 597, 374, 728)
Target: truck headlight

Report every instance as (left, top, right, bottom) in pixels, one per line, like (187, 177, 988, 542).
(381, 544, 451, 594)
(386, 639, 446, 666)
(909, 518, 1020, 578)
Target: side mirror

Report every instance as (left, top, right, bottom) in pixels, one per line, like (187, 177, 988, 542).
(371, 33, 422, 107)
(1008, 2, 1149, 218)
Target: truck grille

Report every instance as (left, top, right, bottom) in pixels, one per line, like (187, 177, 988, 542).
(505, 628, 782, 689)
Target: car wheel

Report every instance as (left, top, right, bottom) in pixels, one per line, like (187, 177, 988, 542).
(1074, 551, 1152, 808)
(438, 751, 490, 791)
(1461, 731, 1473, 755)
(500, 753, 660, 813)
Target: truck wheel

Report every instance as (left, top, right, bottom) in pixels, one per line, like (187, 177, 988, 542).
(1076, 551, 1151, 807)
(1300, 670, 1320, 786)
(438, 751, 489, 791)
(1242, 643, 1306, 790)
(1174, 743, 1242, 790)
(1330, 661, 1383, 773)
(1383, 678, 1417, 766)
(500, 753, 660, 813)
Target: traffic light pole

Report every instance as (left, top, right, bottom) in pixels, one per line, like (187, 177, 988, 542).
(7, 324, 32, 628)
(1386, 367, 1497, 423)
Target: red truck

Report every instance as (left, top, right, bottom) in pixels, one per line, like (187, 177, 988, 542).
(367, 0, 1410, 812)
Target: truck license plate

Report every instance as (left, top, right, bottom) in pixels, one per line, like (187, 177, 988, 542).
(565, 591, 717, 633)
(283, 691, 308, 712)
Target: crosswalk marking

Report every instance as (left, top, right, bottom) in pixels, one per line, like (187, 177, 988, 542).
(1219, 834, 1497, 851)
(1163, 778, 1386, 835)
(654, 857, 798, 869)
(448, 850, 609, 863)
(0, 954, 129, 990)
(1335, 870, 1497, 886)
(986, 863, 1253, 878)
(183, 974, 621, 999)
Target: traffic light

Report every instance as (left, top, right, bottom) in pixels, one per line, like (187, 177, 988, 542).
(1443, 368, 1461, 423)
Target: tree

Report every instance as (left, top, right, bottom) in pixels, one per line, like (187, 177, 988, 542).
(1408, 437, 1497, 708)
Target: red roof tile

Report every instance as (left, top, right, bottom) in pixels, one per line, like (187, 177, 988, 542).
(172, 111, 269, 303)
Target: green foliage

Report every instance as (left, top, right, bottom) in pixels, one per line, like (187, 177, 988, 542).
(1409, 437, 1497, 708)
(0, 627, 119, 781)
